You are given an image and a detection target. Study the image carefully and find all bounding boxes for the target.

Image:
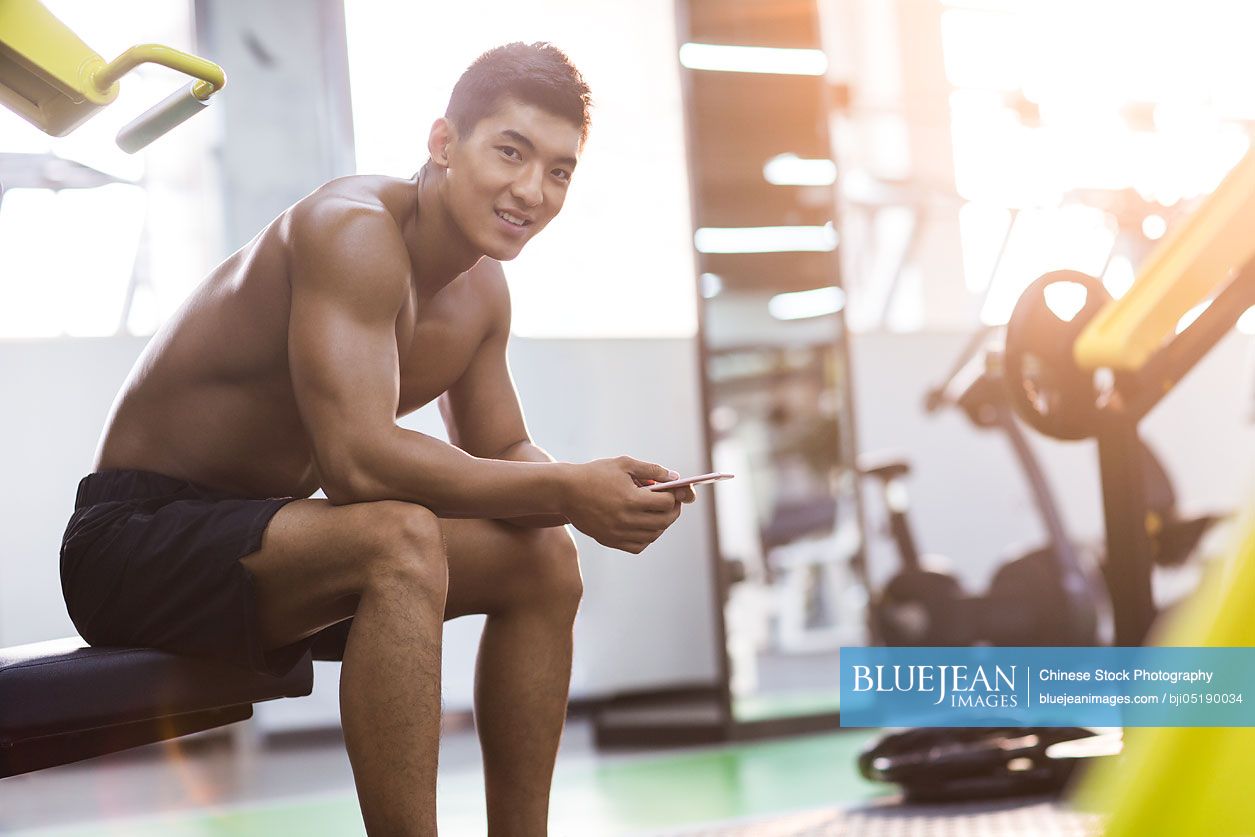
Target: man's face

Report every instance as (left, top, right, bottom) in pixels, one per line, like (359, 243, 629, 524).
(439, 98, 582, 261)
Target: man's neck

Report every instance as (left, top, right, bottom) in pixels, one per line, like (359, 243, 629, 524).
(405, 164, 483, 299)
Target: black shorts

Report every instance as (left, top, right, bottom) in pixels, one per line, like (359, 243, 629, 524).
(60, 469, 352, 678)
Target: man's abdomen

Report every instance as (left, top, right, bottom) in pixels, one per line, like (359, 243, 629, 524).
(98, 379, 320, 500)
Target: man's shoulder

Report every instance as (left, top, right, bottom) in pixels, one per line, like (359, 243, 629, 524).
(289, 176, 399, 235)
(284, 177, 411, 309)
(286, 177, 408, 270)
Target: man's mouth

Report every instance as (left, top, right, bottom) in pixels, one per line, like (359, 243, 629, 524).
(495, 209, 532, 228)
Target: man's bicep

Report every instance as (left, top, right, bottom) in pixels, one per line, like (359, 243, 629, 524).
(289, 281, 401, 435)
(287, 212, 407, 490)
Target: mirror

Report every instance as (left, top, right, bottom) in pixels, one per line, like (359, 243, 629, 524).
(701, 284, 866, 724)
(678, 0, 868, 728)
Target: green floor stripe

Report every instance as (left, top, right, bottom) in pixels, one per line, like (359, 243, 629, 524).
(18, 730, 889, 836)
(18, 795, 366, 837)
(563, 730, 888, 830)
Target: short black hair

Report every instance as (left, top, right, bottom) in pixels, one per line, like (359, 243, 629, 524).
(445, 42, 592, 148)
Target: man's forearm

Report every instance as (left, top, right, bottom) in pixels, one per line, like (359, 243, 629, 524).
(493, 440, 571, 528)
(326, 427, 572, 519)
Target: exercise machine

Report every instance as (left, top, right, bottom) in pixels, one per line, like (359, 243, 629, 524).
(1065, 145, 1255, 835)
(0, 0, 225, 151)
(859, 330, 1101, 649)
(861, 288, 1219, 651)
(1008, 148, 1255, 646)
(856, 141, 1254, 807)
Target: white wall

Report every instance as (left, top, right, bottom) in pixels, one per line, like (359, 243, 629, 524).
(0, 336, 720, 720)
(4, 328, 1249, 726)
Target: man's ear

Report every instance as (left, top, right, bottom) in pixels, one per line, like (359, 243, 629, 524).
(427, 117, 456, 168)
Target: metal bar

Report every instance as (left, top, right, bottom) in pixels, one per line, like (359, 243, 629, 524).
(998, 404, 1080, 572)
(673, 0, 734, 734)
(1128, 266, 1255, 419)
(1096, 403, 1156, 645)
(93, 44, 225, 94)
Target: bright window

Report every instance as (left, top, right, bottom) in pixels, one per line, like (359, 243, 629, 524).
(940, 0, 1255, 323)
(0, 1, 214, 339)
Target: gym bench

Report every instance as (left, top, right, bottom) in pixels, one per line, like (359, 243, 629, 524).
(0, 636, 313, 778)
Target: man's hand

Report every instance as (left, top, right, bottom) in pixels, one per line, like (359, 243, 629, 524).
(562, 456, 694, 554)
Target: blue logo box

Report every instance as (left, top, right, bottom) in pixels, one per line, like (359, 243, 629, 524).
(839, 647, 1255, 727)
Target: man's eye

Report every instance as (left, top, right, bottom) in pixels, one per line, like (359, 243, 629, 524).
(499, 146, 521, 160)
(552, 169, 571, 182)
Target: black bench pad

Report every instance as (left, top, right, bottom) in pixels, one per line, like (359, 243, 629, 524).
(0, 636, 313, 776)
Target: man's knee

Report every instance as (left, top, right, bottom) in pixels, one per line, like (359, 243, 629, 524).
(514, 526, 582, 615)
(360, 501, 448, 597)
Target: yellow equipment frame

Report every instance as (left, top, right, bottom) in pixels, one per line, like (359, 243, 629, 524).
(1075, 147, 1255, 372)
(0, 0, 224, 141)
(1069, 135, 1255, 835)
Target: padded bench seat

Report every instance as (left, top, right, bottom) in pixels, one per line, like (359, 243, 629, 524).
(0, 636, 313, 778)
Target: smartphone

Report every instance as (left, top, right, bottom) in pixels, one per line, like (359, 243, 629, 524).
(644, 472, 734, 491)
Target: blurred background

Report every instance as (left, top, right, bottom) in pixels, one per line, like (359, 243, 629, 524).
(1, 0, 1253, 834)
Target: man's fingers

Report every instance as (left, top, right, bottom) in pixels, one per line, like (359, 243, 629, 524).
(630, 500, 683, 527)
(629, 513, 678, 539)
(621, 456, 678, 485)
(671, 486, 697, 504)
(628, 506, 676, 527)
(633, 490, 678, 513)
(619, 514, 683, 551)
(658, 502, 682, 523)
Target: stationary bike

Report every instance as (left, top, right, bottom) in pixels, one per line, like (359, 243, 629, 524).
(855, 273, 1219, 802)
(859, 325, 1101, 648)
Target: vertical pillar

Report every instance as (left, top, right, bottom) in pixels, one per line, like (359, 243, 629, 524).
(891, 0, 970, 327)
(1096, 405, 1156, 645)
(194, 0, 356, 253)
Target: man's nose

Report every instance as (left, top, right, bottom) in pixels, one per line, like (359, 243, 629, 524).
(511, 166, 544, 208)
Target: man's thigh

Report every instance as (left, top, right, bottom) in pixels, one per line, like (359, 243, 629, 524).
(441, 518, 578, 621)
(241, 497, 420, 650)
(243, 502, 574, 651)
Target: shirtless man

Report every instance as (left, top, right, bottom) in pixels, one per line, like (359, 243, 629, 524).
(59, 42, 694, 836)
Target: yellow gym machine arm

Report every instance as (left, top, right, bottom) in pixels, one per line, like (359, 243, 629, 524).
(1015, 141, 1255, 648)
(1075, 145, 1255, 372)
(0, 0, 225, 152)
(1065, 147, 1255, 835)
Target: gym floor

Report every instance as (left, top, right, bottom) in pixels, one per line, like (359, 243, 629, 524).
(0, 720, 870, 835)
(0, 719, 1110, 835)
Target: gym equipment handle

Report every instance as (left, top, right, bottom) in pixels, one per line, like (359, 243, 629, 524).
(116, 83, 209, 154)
(91, 44, 225, 153)
(93, 44, 224, 94)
